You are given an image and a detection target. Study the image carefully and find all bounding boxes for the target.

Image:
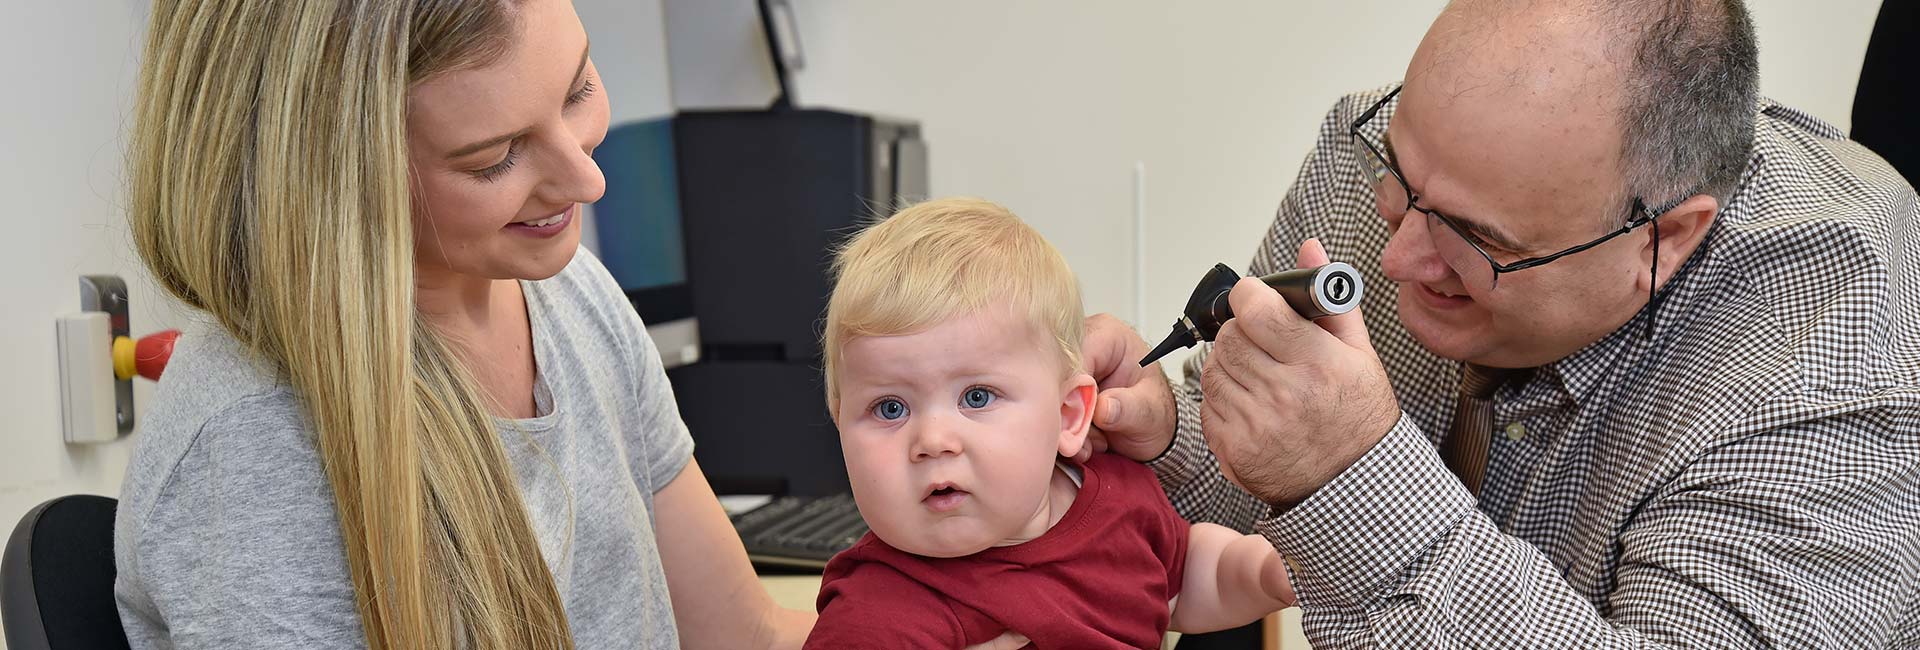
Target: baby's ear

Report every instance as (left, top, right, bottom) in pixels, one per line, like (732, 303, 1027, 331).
(1057, 373, 1097, 458)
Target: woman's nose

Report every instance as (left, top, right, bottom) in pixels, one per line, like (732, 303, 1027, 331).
(538, 125, 607, 207)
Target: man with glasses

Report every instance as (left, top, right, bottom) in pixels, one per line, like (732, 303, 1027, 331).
(1083, 0, 1919, 646)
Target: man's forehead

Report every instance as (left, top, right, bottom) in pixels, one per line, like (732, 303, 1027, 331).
(1414, 15, 1618, 108)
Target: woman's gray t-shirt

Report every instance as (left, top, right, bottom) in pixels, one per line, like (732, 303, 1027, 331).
(113, 248, 695, 649)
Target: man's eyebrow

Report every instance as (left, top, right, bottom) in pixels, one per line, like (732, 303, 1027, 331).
(443, 43, 591, 161)
(1442, 211, 1531, 252)
(1382, 131, 1531, 251)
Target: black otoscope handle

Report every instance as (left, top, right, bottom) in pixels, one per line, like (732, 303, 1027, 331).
(1225, 263, 1363, 322)
(1140, 262, 1364, 366)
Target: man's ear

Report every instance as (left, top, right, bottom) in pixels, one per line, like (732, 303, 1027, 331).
(1640, 194, 1719, 292)
(1058, 373, 1097, 458)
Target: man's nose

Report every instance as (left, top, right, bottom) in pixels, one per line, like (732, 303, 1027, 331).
(1380, 208, 1453, 286)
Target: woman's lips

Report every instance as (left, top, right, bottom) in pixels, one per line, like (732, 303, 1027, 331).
(506, 203, 575, 237)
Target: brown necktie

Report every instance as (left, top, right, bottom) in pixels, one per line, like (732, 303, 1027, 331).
(1443, 364, 1515, 495)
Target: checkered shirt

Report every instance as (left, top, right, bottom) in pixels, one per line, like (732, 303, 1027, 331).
(1148, 86, 1920, 647)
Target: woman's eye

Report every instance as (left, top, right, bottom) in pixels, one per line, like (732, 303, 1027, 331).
(873, 398, 908, 421)
(469, 142, 521, 182)
(565, 77, 598, 107)
(962, 388, 994, 409)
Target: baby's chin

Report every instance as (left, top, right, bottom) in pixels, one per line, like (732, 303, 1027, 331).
(872, 522, 1002, 558)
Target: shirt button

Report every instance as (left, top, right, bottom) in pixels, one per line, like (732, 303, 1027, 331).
(1504, 422, 1527, 441)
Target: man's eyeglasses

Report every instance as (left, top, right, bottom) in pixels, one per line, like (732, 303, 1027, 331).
(1349, 84, 1664, 294)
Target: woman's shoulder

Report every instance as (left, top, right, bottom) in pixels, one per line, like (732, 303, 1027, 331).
(114, 324, 349, 617)
(118, 325, 326, 534)
(526, 245, 650, 353)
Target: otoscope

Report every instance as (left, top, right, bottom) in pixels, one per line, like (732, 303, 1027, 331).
(1138, 262, 1364, 367)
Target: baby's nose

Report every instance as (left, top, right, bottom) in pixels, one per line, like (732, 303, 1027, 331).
(909, 422, 964, 460)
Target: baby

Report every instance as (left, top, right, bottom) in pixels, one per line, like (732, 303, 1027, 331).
(805, 198, 1293, 649)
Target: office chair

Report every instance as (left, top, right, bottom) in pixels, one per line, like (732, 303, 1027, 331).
(2, 495, 131, 650)
(1853, 0, 1917, 184)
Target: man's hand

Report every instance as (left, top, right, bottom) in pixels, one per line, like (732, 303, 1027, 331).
(1200, 238, 1401, 508)
(1080, 313, 1179, 463)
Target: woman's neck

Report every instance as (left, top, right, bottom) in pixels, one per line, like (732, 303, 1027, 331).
(414, 262, 539, 418)
(415, 263, 511, 335)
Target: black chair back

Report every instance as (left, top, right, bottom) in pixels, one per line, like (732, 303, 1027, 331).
(1853, 0, 1919, 184)
(2, 495, 131, 650)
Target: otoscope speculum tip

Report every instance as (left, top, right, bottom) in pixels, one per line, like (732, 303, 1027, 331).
(1139, 318, 1200, 367)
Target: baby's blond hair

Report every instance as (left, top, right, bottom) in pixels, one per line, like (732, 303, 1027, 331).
(823, 197, 1084, 410)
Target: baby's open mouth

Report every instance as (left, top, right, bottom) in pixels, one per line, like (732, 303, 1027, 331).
(923, 483, 970, 512)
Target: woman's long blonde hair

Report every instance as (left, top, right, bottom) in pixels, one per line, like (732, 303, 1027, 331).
(129, 1, 572, 647)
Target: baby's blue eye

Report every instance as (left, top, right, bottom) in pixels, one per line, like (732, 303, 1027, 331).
(873, 398, 908, 421)
(962, 388, 994, 409)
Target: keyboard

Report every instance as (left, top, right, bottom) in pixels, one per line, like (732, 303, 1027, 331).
(729, 493, 870, 569)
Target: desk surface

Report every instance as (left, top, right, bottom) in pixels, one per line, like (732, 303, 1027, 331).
(756, 575, 1309, 649)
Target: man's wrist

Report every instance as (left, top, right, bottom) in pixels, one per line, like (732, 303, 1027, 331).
(1145, 427, 1178, 463)
(1263, 402, 1404, 512)
(1255, 415, 1477, 609)
(1146, 390, 1209, 492)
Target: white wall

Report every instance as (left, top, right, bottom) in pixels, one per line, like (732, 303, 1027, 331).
(1, 0, 159, 550)
(572, 0, 677, 255)
(676, 0, 1884, 373)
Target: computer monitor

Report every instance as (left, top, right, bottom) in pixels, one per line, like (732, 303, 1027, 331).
(586, 117, 701, 369)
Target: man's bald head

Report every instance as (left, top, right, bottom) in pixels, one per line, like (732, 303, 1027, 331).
(1375, 0, 1758, 368)
(1415, 0, 1758, 212)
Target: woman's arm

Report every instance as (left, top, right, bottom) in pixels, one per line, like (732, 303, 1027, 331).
(654, 459, 817, 650)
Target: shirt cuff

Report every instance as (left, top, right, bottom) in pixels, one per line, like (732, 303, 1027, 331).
(1254, 413, 1477, 610)
(1146, 381, 1208, 493)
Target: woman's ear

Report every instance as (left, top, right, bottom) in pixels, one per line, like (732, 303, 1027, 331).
(1058, 373, 1097, 458)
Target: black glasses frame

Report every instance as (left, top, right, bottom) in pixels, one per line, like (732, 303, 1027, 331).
(1349, 85, 1664, 290)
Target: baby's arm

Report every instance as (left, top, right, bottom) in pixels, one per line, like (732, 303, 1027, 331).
(1168, 522, 1296, 633)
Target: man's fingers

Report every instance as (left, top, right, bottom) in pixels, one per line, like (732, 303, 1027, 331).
(1072, 431, 1101, 463)
(1294, 238, 1374, 351)
(1295, 237, 1332, 268)
(1094, 386, 1155, 436)
(1227, 276, 1320, 363)
(1082, 313, 1142, 382)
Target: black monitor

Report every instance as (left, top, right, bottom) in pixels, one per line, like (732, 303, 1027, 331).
(587, 117, 701, 369)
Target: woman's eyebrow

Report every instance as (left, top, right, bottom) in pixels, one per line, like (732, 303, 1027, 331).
(444, 43, 591, 161)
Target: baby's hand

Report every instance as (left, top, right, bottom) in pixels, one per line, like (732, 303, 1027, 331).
(964, 631, 1030, 650)
(1261, 548, 1297, 607)
(1171, 522, 1294, 633)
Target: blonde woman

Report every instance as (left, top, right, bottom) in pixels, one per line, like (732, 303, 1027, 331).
(109, 1, 1030, 648)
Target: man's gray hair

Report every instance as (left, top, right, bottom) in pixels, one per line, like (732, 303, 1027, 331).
(1612, 0, 1760, 213)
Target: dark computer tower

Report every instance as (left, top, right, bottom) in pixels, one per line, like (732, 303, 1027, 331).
(667, 108, 927, 497)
